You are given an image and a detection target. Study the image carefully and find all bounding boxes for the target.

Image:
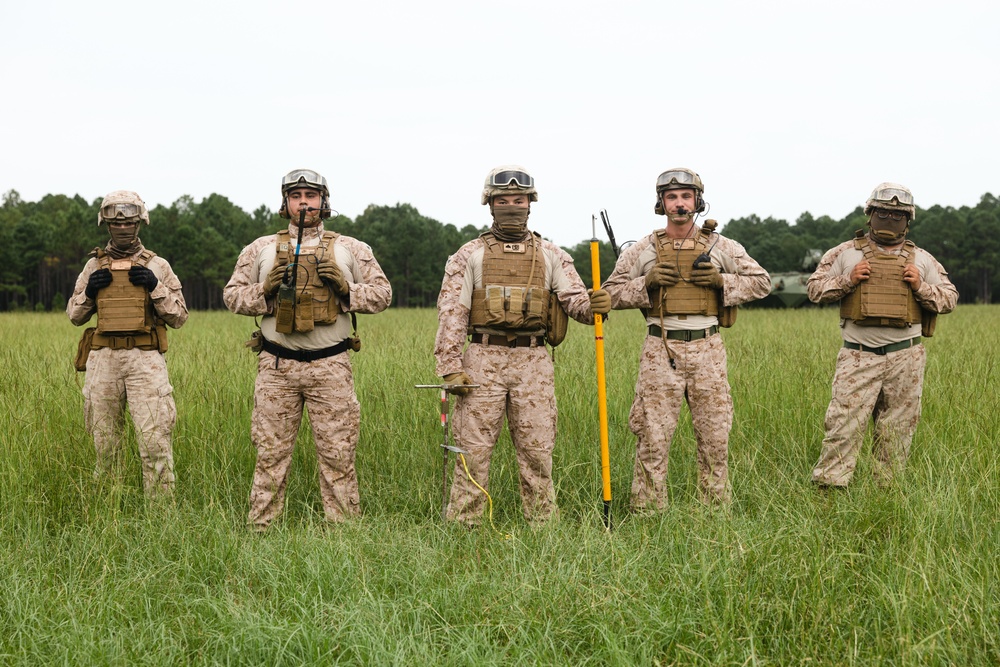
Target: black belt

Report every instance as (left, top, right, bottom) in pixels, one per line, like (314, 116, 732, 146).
(844, 337, 921, 356)
(648, 324, 718, 341)
(261, 338, 350, 362)
(470, 333, 545, 348)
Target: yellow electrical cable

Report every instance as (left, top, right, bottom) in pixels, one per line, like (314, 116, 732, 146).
(458, 452, 511, 540)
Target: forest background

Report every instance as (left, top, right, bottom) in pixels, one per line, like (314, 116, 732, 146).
(2, 188, 997, 312)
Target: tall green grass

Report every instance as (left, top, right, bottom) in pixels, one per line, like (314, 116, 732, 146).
(1, 306, 997, 665)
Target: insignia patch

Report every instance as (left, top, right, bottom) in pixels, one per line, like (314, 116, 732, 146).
(503, 242, 526, 253)
(672, 239, 695, 250)
(279, 242, 289, 252)
(110, 259, 132, 271)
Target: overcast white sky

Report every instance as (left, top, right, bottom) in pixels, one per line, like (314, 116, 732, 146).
(2, 1, 997, 247)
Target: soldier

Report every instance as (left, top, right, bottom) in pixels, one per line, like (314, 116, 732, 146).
(67, 190, 188, 497)
(603, 168, 770, 508)
(434, 165, 611, 527)
(223, 169, 391, 531)
(808, 183, 958, 487)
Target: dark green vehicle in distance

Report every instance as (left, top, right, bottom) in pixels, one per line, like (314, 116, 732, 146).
(757, 250, 822, 308)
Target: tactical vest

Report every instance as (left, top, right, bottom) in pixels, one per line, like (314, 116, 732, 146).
(92, 248, 166, 352)
(648, 224, 720, 317)
(840, 234, 923, 327)
(469, 234, 551, 333)
(275, 230, 342, 329)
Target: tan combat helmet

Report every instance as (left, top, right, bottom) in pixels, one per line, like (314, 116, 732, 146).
(481, 165, 538, 205)
(97, 190, 150, 225)
(864, 182, 915, 220)
(654, 167, 706, 214)
(279, 168, 332, 219)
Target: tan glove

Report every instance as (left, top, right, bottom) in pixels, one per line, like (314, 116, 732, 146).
(588, 288, 611, 315)
(645, 262, 681, 288)
(443, 372, 474, 396)
(691, 261, 724, 289)
(317, 260, 350, 296)
(262, 262, 288, 296)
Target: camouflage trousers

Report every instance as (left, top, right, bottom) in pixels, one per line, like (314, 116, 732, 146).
(812, 344, 926, 487)
(249, 350, 361, 530)
(83, 347, 176, 497)
(628, 333, 733, 508)
(447, 344, 558, 526)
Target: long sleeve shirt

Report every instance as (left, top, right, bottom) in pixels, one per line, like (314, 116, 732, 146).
(223, 222, 392, 350)
(433, 233, 594, 377)
(807, 237, 958, 346)
(66, 243, 188, 329)
(603, 228, 771, 329)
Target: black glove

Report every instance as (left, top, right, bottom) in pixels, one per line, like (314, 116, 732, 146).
(85, 268, 113, 299)
(128, 265, 159, 292)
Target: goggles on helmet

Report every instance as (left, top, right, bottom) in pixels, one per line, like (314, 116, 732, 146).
(871, 185, 913, 206)
(282, 169, 328, 193)
(490, 170, 534, 189)
(101, 202, 143, 220)
(656, 169, 699, 190)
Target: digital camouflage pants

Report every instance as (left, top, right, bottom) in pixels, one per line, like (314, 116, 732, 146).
(83, 347, 176, 496)
(812, 344, 926, 487)
(628, 333, 733, 508)
(447, 343, 558, 526)
(249, 350, 361, 529)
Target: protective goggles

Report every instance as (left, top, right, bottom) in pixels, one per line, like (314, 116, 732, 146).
(100, 202, 143, 220)
(875, 209, 908, 221)
(871, 186, 913, 206)
(282, 169, 328, 193)
(491, 170, 534, 189)
(656, 169, 698, 189)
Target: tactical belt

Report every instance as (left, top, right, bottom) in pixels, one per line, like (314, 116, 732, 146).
(470, 333, 545, 348)
(648, 324, 719, 341)
(261, 338, 350, 362)
(843, 337, 921, 356)
(91, 332, 158, 351)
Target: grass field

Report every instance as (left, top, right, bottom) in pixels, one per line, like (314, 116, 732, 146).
(1, 306, 998, 665)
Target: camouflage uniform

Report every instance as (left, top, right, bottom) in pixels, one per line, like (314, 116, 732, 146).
(807, 238, 957, 486)
(67, 244, 188, 496)
(604, 231, 770, 507)
(223, 221, 391, 529)
(434, 234, 595, 525)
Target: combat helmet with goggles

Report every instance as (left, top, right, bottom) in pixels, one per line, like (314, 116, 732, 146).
(481, 165, 538, 206)
(654, 167, 706, 215)
(97, 190, 150, 226)
(864, 182, 915, 244)
(279, 168, 332, 219)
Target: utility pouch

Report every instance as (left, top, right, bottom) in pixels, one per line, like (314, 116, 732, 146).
(245, 329, 264, 353)
(719, 304, 738, 328)
(545, 293, 568, 347)
(294, 291, 314, 333)
(275, 284, 295, 334)
(74, 327, 96, 372)
(155, 323, 168, 353)
(349, 336, 362, 352)
(921, 310, 937, 337)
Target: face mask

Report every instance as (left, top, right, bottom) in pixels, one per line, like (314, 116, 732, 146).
(868, 212, 909, 245)
(491, 206, 529, 241)
(109, 224, 140, 252)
